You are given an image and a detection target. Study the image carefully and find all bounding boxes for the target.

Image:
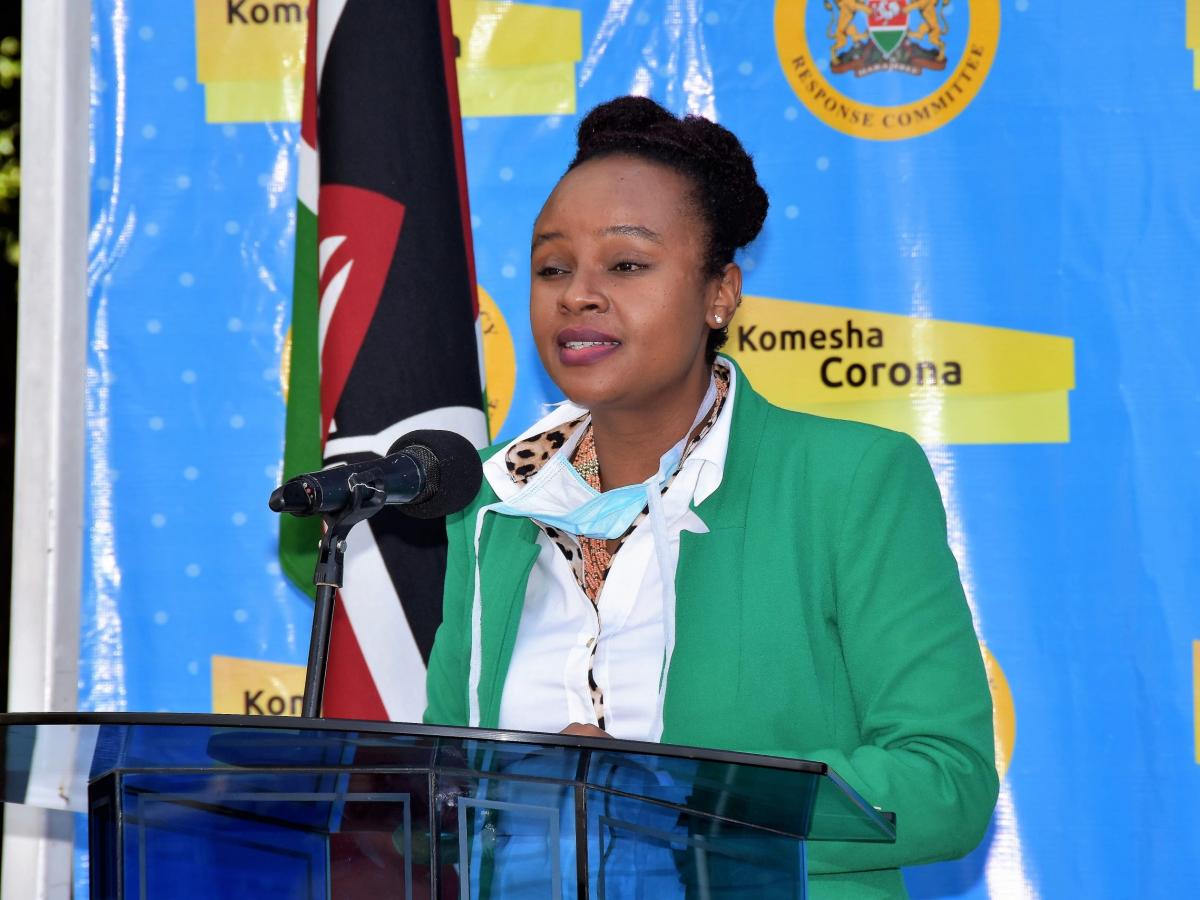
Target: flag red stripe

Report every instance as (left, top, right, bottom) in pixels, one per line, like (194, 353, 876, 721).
(436, 0, 479, 318)
(301, 0, 318, 150)
(322, 592, 389, 720)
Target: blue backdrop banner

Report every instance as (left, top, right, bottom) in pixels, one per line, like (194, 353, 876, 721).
(82, 2, 1199, 896)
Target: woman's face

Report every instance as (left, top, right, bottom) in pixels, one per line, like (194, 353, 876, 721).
(529, 154, 731, 413)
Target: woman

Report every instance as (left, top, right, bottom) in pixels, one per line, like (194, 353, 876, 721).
(425, 96, 997, 898)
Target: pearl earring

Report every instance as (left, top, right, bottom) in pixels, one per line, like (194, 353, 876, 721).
(714, 314, 723, 325)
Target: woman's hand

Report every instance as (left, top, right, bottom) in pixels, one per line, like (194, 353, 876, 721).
(560, 722, 612, 738)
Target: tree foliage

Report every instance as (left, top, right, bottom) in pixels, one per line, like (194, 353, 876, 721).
(0, 34, 18, 271)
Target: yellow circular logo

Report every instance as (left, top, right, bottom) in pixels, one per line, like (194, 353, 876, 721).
(477, 285, 517, 439)
(981, 642, 1015, 778)
(280, 324, 293, 403)
(774, 1, 1000, 141)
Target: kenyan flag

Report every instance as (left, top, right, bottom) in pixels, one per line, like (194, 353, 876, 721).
(868, 0, 908, 57)
(281, 0, 486, 723)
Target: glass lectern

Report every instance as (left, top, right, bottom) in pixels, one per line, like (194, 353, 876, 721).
(0, 713, 895, 898)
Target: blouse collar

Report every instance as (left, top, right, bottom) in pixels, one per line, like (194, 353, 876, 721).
(482, 359, 738, 508)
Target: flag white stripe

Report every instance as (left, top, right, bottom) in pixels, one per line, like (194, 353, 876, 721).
(475, 318, 487, 410)
(316, 0, 350, 92)
(298, 139, 319, 213)
(324, 406, 489, 460)
(340, 523, 429, 723)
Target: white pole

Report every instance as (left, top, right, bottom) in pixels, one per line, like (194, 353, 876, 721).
(3, 0, 90, 896)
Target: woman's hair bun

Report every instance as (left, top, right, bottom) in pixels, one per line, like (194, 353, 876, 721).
(568, 96, 769, 275)
(576, 96, 676, 153)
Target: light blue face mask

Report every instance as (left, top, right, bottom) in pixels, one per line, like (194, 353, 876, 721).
(487, 370, 717, 539)
(487, 443, 684, 540)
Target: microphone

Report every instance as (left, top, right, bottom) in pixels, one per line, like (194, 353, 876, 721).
(269, 429, 483, 520)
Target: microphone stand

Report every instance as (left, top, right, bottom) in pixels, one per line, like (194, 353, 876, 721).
(301, 473, 388, 718)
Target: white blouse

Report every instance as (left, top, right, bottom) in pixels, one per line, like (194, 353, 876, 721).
(481, 367, 737, 741)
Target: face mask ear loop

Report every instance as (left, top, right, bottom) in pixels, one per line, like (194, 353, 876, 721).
(646, 482, 677, 743)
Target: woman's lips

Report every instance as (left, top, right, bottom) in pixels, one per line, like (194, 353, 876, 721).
(556, 327, 621, 366)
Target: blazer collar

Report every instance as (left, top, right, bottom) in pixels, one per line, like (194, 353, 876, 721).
(689, 355, 770, 532)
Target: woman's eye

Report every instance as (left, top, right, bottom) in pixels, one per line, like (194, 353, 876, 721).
(612, 261, 647, 273)
(536, 265, 567, 278)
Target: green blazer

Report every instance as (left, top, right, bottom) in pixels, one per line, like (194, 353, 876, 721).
(425, 361, 998, 899)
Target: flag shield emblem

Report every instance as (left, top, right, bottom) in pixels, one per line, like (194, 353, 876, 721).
(868, 0, 907, 57)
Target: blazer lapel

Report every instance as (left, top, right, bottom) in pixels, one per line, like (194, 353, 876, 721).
(688, 357, 769, 531)
(475, 512, 540, 727)
(669, 364, 770, 726)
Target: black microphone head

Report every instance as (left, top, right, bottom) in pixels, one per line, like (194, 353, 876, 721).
(268, 479, 318, 515)
(387, 429, 483, 519)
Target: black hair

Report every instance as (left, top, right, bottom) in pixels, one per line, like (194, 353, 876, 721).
(567, 96, 769, 360)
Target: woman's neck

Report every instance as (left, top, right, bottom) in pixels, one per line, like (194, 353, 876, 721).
(588, 361, 711, 491)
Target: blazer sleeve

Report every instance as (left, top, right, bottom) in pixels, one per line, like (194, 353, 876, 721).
(801, 430, 999, 874)
(423, 505, 473, 727)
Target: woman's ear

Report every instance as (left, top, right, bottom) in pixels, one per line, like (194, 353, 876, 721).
(708, 263, 742, 327)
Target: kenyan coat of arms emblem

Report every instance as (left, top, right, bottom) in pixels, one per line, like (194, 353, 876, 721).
(774, 0, 1000, 140)
(827, 0, 950, 76)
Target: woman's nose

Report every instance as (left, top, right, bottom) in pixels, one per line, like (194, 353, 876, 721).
(559, 275, 609, 314)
